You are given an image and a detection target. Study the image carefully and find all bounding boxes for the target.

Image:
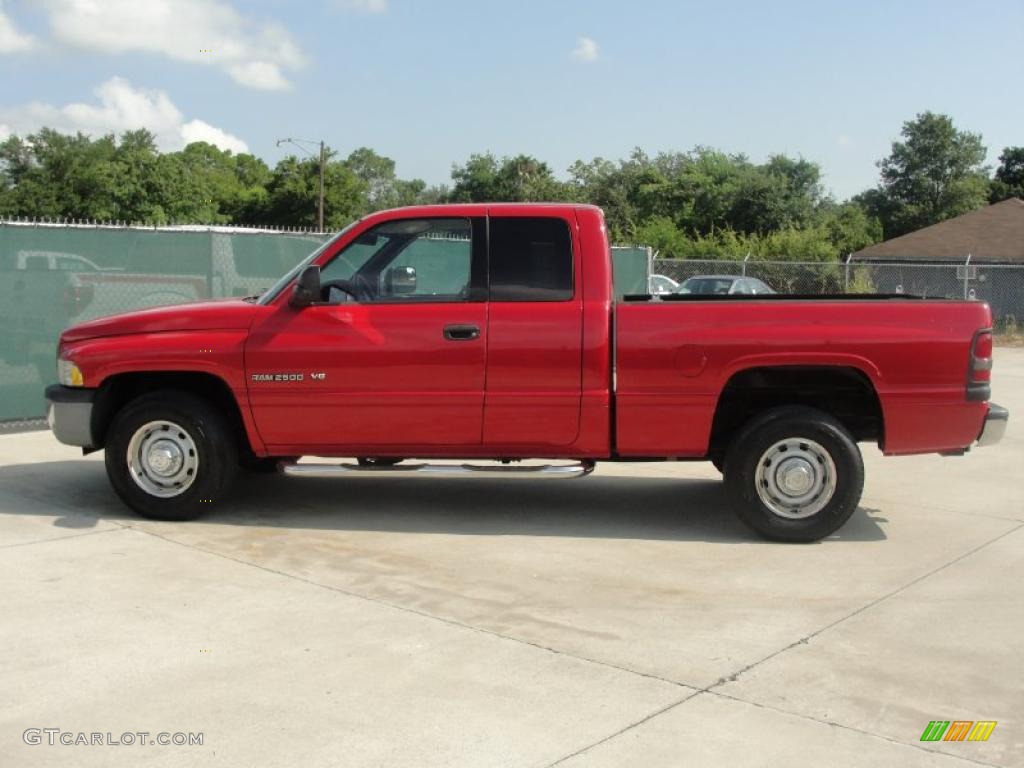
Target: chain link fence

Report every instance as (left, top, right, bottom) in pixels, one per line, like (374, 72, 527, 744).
(651, 258, 1024, 331)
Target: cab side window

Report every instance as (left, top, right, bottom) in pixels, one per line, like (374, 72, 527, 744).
(320, 218, 473, 303)
(388, 232, 471, 299)
(489, 217, 573, 302)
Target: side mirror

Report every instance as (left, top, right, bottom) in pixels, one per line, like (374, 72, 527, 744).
(385, 265, 417, 295)
(290, 265, 321, 308)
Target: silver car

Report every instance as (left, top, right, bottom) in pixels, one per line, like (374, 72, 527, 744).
(648, 274, 680, 295)
(678, 275, 775, 295)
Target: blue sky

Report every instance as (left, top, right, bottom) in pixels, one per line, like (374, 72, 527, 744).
(1, 0, 1021, 200)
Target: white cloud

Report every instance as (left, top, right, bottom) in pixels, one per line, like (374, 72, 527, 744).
(226, 61, 291, 91)
(0, 0, 35, 52)
(837, 135, 851, 147)
(37, 0, 305, 90)
(0, 77, 249, 153)
(181, 119, 248, 154)
(337, 0, 388, 12)
(571, 36, 598, 63)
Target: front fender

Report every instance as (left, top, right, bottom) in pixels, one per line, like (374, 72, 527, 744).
(60, 330, 264, 454)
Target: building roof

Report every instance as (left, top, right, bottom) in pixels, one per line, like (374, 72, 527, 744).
(853, 198, 1024, 262)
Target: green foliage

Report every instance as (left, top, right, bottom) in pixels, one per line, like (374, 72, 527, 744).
(990, 147, 1024, 203)
(567, 151, 647, 240)
(996, 314, 1019, 340)
(567, 147, 830, 245)
(448, 153, 567, 203)
(847, 265, 876, 294)
(818, 202, 884, 256)
(2, 112, 1004, 265)
(261, 154, 362, 230)
(0, 129, 278, 226)
(863, 112, 990, 237)
(1, 129, 122, 220)
(343, 147, 438, 212)
(0, 132, 441, 230)
(631, 216, 697, 258)
(756, 226, 836, 262)
(634, 220, 847, 263)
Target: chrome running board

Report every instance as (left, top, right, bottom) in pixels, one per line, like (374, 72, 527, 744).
(278, 460, 595, 479)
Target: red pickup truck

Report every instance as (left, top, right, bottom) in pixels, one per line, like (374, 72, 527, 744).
(45, 204, 1008, 542)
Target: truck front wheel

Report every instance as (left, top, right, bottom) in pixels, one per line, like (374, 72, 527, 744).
(104, 391, 238, 521)
(723, 406, 864, 542)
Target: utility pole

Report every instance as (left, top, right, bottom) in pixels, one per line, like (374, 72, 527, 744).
(276, 137, 327, 232)
(318, 141, 325, 233)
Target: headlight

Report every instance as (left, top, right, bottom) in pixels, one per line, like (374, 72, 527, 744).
(57, 358, 84, 387)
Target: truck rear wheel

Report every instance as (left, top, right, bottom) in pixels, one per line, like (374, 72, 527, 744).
(104, 390, 238, 521)
(723, 406, 863, 542)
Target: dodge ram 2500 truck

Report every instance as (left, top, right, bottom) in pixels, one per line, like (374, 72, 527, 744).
(45, 204, 1008, 542)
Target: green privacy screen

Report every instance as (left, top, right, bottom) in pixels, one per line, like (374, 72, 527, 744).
(0, 225, 652, 422)
(0, 224, 329, 421)
(610, 246, 652, 298)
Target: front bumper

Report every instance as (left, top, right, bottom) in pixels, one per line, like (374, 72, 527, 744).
(977, 403, 1008, 447)
(45, 384, 97, 449)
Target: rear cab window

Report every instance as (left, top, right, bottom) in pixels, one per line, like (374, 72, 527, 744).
(488, 217, 573, 302)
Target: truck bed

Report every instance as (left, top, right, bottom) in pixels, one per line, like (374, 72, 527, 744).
(614, 297, 992, 457)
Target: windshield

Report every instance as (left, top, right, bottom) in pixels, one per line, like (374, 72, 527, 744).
(257, 219, 362, 305)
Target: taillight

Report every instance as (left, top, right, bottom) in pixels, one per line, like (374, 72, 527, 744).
(966, 329, 993, 401)
(970, 330, 993, 384)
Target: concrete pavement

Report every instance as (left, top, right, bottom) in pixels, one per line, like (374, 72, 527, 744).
(1, 350, 1022, 767)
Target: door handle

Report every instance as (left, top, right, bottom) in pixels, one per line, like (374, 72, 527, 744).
(443, 324, 480, 341)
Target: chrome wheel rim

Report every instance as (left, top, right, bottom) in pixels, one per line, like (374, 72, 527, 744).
(755, 437, 836, 519)
(126, 420, 199, 498)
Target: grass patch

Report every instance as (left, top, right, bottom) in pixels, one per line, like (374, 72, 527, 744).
(995, 315, 1024, 346)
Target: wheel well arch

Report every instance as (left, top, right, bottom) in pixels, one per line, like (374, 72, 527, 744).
(708, 365, 884, 458)
(91, 371, 248, 452)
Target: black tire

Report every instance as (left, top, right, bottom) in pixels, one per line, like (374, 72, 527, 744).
(357, 457, 402, 467)
(710, 455, 725, 474)
(104, 390, 239, 521)
(723, 406, 864, 542)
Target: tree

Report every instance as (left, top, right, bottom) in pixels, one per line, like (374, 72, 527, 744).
(818, 201, 883, 256)
(0, 129, 155, 221)
(228, 153, 273, 224)
(632, 215, 692, 257)
(263, 152, 365, 229)
(567, 150, 651, 241)
(571, 147, 828, 244)
(990, 146, 1024, 203)
(448, 153, 502, 202)
(0, 129, 250, 224)
(449, 153, 567, 203)
(494, 155, 566, 201)
(0, 124, 893, 260)
(343, 147, 431, 212)
(110, 129, 166, 223)
(869, 112, 989, 237)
